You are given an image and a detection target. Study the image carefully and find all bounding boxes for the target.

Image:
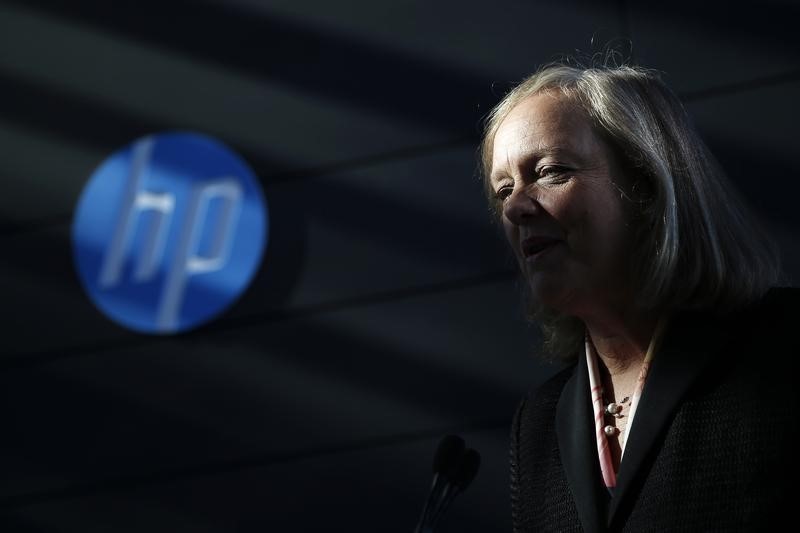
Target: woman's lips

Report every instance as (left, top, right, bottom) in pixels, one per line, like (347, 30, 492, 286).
(521, 237, 562, 259)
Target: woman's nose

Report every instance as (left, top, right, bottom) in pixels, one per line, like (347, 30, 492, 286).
(503, 186, 539, 225)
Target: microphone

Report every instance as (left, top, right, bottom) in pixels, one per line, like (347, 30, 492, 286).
(415, 435, 464, 533)
(414, 435, 480, 533)
(429, 448, 481, 530)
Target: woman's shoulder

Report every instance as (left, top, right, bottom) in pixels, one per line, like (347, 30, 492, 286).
(735, 285, 799, 333)
(721, 286, 799, 376)
(680, 285, 799, 337)
(756, 285, 799, 313)
(535, 365, 576, 399)
(511, 364, 575, 449)
(514, 364, 575, 418)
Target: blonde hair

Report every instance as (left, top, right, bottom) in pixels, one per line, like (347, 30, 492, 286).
(479, 63, 782, 360)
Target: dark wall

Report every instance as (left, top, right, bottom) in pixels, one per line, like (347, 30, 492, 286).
(0, 1, 797, 531)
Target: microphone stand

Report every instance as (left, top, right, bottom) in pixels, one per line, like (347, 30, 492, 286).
(413, 472, 443, 533)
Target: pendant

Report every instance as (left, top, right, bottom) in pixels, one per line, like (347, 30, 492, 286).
(603, 396, 630, 419)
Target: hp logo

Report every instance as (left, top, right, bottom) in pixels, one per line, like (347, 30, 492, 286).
(72, 132, 268, 334)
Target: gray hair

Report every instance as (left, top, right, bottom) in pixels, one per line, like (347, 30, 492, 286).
(479, 63, 783, 361)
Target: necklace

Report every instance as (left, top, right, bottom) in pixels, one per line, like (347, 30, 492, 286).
(602, 393, 630, 436)
(603, 395, 630, 418)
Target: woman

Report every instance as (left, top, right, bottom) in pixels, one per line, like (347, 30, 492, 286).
(480, 63, 798, 532)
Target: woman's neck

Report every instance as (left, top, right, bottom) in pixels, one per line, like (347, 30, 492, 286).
(584, 309, 659, 378)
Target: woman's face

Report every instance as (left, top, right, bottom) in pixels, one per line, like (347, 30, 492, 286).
(489, 91, 635, 319)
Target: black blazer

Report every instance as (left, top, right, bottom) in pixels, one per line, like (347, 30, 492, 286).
(510, 287, 800, 532)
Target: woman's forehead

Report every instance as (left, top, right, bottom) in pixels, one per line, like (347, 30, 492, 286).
(498, 92, 585, 139)
(491, 93, 599, 174)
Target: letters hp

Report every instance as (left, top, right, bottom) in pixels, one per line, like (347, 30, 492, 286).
(98, 138, 243, 332)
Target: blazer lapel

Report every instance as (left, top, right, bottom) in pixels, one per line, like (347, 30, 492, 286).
(607, 310, 731, 526)
(556, 356, 609, 533)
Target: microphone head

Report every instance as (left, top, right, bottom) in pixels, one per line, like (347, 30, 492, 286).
(452, 448, 481, 491)
(433, 434, 465, 475)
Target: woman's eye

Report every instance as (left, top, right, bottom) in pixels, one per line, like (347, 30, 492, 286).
(496, 186, 513, 200)
(539, 165, 563, 176)
(537, 166, 569, 182)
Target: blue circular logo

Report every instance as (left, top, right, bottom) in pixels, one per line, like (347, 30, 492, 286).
(72, 132, 268, 334)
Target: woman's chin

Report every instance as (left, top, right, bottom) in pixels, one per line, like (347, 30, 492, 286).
(525, 276, 573, 314)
